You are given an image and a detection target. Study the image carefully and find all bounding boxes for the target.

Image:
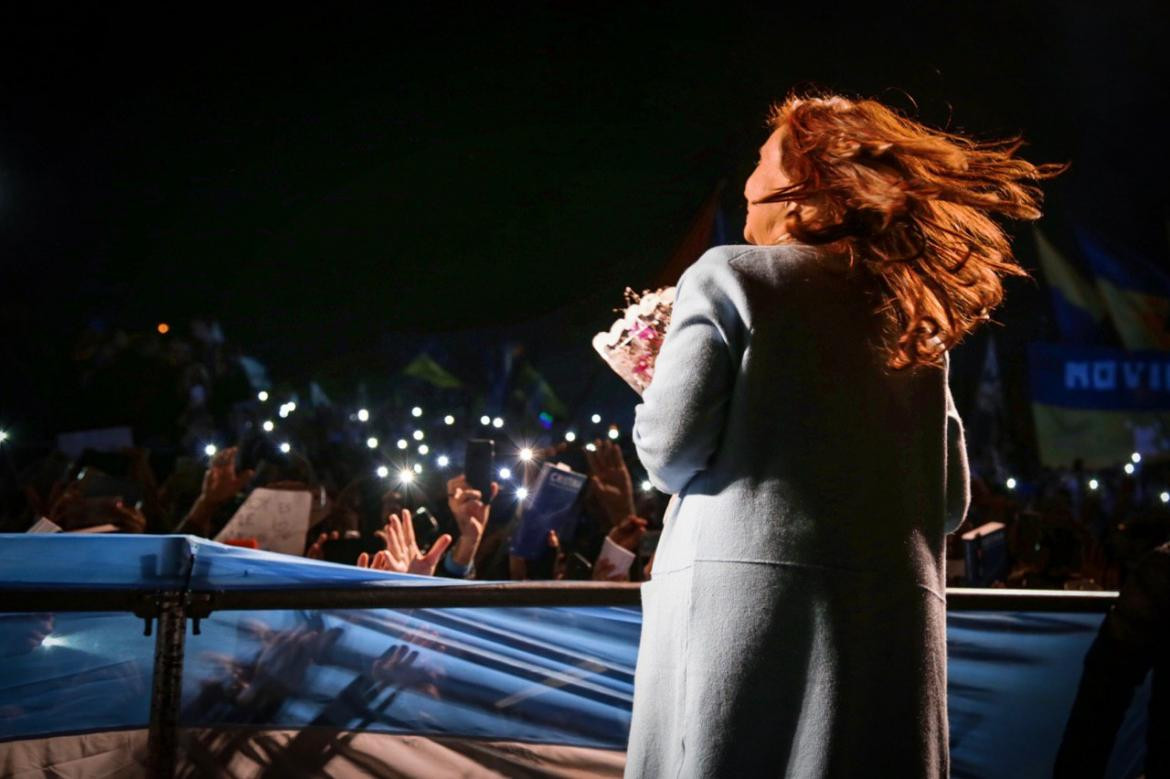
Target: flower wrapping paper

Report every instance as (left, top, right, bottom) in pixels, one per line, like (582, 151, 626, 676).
(592, 286, 676, 397)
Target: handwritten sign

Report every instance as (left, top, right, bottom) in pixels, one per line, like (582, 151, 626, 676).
(215, 487, 312, 556)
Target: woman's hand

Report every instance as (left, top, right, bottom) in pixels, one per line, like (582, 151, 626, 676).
(357, 509, 453, 576)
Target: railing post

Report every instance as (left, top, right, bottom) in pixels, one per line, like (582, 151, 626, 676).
(147, 591, 187, 778)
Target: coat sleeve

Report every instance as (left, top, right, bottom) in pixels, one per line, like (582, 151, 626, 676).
(944, 353, 972, 535)
(633, 256, 743, 495)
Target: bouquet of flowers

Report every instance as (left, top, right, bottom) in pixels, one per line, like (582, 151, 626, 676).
(592, 286, 675, 396)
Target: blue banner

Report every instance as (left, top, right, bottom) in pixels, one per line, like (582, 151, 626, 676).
(1028, 342, 1170, 411)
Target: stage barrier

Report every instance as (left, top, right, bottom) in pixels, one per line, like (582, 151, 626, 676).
(0, 535, 1150, 778)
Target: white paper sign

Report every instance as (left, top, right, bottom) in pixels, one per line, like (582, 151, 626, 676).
(215, 487, 312, 556)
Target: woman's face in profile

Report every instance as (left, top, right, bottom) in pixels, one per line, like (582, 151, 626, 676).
(743, 127, 792, 245)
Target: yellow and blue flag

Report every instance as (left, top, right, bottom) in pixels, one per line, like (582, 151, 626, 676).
(1029, 342, 1170, 467)
(1032, 228, 1112, 344)
(1077, 227, 1170, 350)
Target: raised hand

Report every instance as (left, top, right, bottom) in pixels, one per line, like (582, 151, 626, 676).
(199, 446, 255, 507)
(608, 514, 648, 552)
(304, 530, 340, 559)
(357, 509, 453, 576)
(446, 475, 499, 537)
(180, 445, 254, 535)
(446, 474, 499, 569)
(585, 439, 636, 530)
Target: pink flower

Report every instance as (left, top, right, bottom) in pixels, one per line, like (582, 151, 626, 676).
(632, 323, 656, 341)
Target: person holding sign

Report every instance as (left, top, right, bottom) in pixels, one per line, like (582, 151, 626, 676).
(622, 92, 1064, 778)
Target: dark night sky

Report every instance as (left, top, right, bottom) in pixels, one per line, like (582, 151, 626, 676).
(1, 3, 1168, 432)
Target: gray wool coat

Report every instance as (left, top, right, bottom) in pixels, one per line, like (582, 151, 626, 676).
(626, 242, 971, 778)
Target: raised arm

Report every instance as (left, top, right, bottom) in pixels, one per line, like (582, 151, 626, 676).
(633, 253, 745, 495)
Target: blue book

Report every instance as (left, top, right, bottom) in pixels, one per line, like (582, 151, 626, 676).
(508, 463, 588, 560)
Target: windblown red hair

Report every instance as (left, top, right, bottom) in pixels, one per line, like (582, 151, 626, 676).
(763, 91, 1066, 371)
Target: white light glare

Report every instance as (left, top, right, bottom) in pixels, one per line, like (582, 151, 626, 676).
(519, 448, 534, 462)
(1005, 477, 1017, 490)
(1131, 452, 1142, 464)
(641, 480, 653, 492)
(480, 415, 491, 425)
(1089, 478, 1099, 490)
(262, 420, 275, 432)
(492, 417, 504, 429)
(203, 444, 218, 457)
(607, 427, 620, 440)
(376, 465, 390, 479)
(366, 437, 379, 449)
(399, 468, 414, 484)
(1161, 491, 1170, 503)
(591, 413, 602, 424)
(564, 431, 576, 442)
(444, 415, 455, 425)
(1124, 463, 1135, 475)
(357, 408, 370, 422)
(499, 467, 512, 480)
(437, 454, 450, 467)
(418, 444, 430, 455)
(286, 402, 296, 413)
(412, 430, 425, 441)
(516, 487, 529, 500)
(411, 406, 423, 417)
(279, 442, 292, 454)
(257, 391, 269, 402)
(0, 430, 8, 443)
(278, 406, 290, 418)
(397, 439, 408, 450)
(585, 443, 597, 452)
(413, 463, 423, 474)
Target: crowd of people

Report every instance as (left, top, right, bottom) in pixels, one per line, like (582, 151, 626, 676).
(0, 319, 669, 584)
(2, 319, 1169, 591)
(954, 454, 1170, 591)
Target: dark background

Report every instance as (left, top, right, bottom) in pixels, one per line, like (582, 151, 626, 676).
(1, 2, 1167, 444)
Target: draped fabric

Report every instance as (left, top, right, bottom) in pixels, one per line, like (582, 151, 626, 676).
(0, 535, 1150, 777)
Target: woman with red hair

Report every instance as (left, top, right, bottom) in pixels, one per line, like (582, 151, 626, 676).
(626, 92, 1063, 777)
